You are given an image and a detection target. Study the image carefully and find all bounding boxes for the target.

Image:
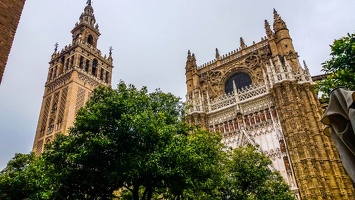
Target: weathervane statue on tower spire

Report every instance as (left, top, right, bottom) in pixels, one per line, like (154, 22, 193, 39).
(86, 0, 91, 5)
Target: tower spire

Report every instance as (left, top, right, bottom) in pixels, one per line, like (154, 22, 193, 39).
(109, 46, 113, 57)
(273, 9, 287, 32)
(71, 1, 100, 47)
(240, 37, 246, 49)
(264, 20, 273, 37)
(54, 42, 58, 53)
(215, 48, 220, 59)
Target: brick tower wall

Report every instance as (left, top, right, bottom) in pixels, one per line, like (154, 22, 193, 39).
(0, 0, 26, 84)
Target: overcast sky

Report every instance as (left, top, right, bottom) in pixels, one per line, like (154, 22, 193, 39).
(0, 0, 354, 169)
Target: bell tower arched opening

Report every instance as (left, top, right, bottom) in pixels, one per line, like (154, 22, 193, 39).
(87, 35, 94, 45)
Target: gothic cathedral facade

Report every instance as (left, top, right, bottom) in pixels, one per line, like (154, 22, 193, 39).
(185, 10, 354, 199)
(32, 2, 113, 154)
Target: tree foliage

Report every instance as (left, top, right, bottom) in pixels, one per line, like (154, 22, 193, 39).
(0, 153, 54, 200)
(316, 33, 355, 97)
(219, 146, 295, 200)
(0, 82, 295, 200)
(44, 82, 224, 200)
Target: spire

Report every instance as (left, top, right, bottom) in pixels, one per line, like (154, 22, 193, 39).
(215, 48, 220, 59)
(109, 46, 113, 57)
(71, 1, 100, 46)
(192, 53, 196, 62)
(240, 37, 246, 49)
(273, 9, 287, 32)
(80, 2, 96, 27)
(264, 20, 273, 37)
(186, 50, 197, 71)
(54, 42, 58, 53)
(303, 60, 309, 70)
(303, 60, 310, 75)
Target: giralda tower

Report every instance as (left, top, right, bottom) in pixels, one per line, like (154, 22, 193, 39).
(32, 1, 113, 154)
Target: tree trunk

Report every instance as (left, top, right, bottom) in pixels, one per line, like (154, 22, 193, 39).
(147, 188, 152, 200)
(133, 185, 139, 200)
(142, 187, 148, 199)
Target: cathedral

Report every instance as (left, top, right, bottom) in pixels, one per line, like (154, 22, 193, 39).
(32, 1, 113, 154)
(185, 9, 355, 200)
(31, 1, 355, 199)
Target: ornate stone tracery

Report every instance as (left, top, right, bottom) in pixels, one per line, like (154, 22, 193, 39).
(185, 10, 354, 200)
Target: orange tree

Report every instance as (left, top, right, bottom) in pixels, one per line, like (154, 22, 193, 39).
(317, 33, 355, 97)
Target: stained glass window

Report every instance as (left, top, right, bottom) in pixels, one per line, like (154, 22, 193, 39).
(225, 72, 252, 94)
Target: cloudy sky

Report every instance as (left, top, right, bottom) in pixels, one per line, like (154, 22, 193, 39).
(0, 0, 354, 169)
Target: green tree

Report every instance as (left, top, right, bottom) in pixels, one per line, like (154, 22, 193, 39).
(0, 153, 54, 200)
(219, 146, 295, 200)
(44, 82, 224, 200)
(0, 82, 295, 200)
(317, 33, 355, 97)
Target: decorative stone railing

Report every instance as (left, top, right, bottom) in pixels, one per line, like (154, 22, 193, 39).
(208, 84, 268, 113)
(237, 84, 268, 101)
(210, 93, 236, 112)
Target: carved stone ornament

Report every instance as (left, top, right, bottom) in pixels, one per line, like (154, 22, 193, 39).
(244, 52, 260, 69)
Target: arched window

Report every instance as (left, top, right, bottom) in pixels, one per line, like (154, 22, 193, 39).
(100, 68, 104, 80)
(48, 68, 53, 80)
(70, 56, 74, 68)
(225, 72, 252, 94)
(48, 119, 54, 134)
(51, 102, 57, 113)
(85, 60, 90, 72)
(92, 59, 98, 76)
(87, 35, 94, 45)
(105, 71, 110, 83)
(65, 58, 69, 70)
(79, 56, 84, 69)
(53, 66, 57, 78)
(56, 118, 62, 130)
(61, 57, 65, 73)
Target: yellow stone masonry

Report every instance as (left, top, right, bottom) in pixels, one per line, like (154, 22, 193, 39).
(32, 3, 113, 154)
(185, 9, 354, 200)
(0, 0, 26, 84)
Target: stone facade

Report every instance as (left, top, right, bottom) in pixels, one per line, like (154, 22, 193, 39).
(185, 10, 355, 200)
(0, 0, 26, 84)
(32, 2, 113, 154)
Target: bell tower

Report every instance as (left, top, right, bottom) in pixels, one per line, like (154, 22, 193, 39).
(32, 1, 113, 154)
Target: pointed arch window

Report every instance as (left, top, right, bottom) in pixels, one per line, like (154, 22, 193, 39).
(65, 58, 69, 70)
(56, 118, 62, 130)
(85, 60, 90, 72)
(100, 68, 104, 80)
(70, 56, 74, 68)
(61, 57, 65, 72)
(105, 71, 110, 83)
(87, 35, 94, 45)
(53, 66, 57, 78)
(92, 59, 98, 76)
(48, 118, 54, 134)
(79, 56, 84, 69)
(48, 68, 53, 80)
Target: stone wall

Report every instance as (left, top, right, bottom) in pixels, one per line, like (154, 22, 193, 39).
(0, 0, 26, 84)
